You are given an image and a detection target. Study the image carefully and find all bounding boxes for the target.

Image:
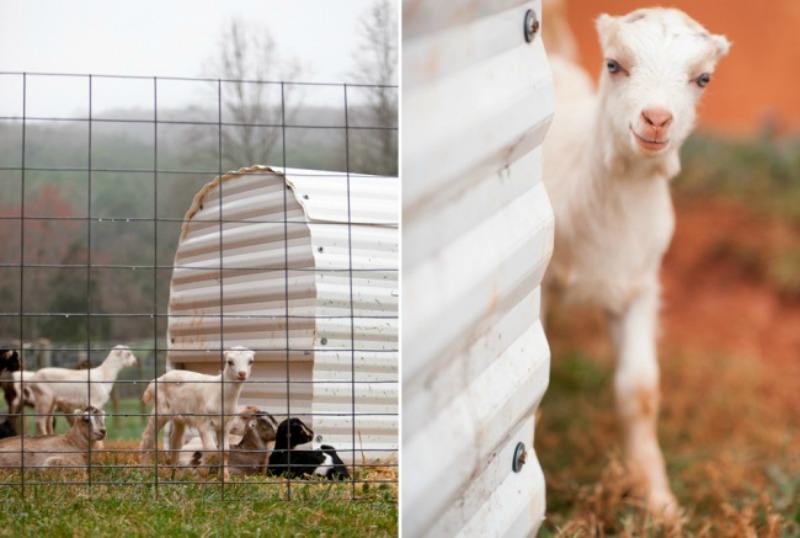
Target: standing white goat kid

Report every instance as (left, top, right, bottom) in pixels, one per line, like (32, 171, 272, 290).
(542, 8, 729, 517)
(29, 345, 138, 436)
(138, 346, 254, 480)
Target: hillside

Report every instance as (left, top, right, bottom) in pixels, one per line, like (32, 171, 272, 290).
(0, 103, 396, 345)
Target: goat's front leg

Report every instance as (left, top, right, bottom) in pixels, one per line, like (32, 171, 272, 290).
(216, 422, 231, 481)
(606, 282, 677, 518)
(195, 422, 222, 479)
(168, 421, 186, 466)
(34, 397, 55, 436)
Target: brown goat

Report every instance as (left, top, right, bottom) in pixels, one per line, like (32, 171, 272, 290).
(192, 410, 278, 476)
(0, 406, 106, 469)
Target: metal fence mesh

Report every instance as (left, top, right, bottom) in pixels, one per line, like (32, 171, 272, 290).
(0, 72, 398, 499)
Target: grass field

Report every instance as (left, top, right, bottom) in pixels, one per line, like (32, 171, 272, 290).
(536, 345, 799, 536)
(4, 402, 398, 536)
(0, 468, 398, 536)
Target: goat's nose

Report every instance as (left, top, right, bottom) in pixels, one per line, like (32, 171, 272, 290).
(641, 107, 673, 128)
(238, 370, 247, 380)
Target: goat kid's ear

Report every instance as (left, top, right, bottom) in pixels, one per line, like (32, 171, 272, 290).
(595, 13, 621, 49)
(711, 34, 731, 60)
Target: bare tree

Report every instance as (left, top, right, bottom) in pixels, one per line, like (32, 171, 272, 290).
(349, 0, 398, 176)
(192, 19, 305, 171)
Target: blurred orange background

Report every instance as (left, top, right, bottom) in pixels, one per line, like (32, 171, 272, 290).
(556, 1, 800, 137)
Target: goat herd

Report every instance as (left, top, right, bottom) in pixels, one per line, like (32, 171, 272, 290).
(0, 346, 349, 481)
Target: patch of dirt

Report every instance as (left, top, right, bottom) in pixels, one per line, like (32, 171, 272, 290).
(662, 196, 800, 367)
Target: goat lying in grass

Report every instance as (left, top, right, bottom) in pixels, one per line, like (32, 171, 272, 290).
(542, 7, 729, 518)
(139, 346, 254, 480)
(267, 418, 349, 480)
(174, 405, 269, 465)
(0, 406, 106, 469)
(190, 409, 278, 476)
(29, 345, 137, 436)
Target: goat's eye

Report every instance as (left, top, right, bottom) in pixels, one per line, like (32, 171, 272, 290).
(606, 59, 622, 75)
(694, 73, 711, 88)
(227, 360, 234, 366)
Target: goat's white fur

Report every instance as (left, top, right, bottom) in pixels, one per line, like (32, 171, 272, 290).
(10, 370, 35, 414)
(175, 405, 271, 466)
(542, 7, 729, 518)
(29, 345, 137, 436)
(138, 346, 254, 480)
(0, 406, 106, 469)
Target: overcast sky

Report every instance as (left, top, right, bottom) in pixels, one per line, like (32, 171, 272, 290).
(0, 0, 396, 116)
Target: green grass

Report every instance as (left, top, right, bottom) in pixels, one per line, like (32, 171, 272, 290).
(677, 134, 800, 220)
(536, 345, 800, 536)
(0, 476, 397, 537)
(8, 399, 398, 536)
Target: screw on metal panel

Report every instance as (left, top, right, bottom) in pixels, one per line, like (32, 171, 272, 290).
(524, 9, 540, 43)
(320, 337, 328, 345)
(512, 442, 527, 472)
(316, 435, 323, 443)
(303, 194, 309, 200)
(318, 246, 324, 253)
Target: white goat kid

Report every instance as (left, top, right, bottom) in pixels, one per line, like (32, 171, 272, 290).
(138, 346, 254, 479)
(542, 8, 729, 517)
(29, 345, 138, 436)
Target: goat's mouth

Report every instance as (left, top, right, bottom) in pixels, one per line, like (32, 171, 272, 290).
(631, 126, 670, 152)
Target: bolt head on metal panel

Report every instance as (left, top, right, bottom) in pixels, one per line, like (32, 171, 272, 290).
(512, 442, 527, 472)
(524, 9, 540, 43)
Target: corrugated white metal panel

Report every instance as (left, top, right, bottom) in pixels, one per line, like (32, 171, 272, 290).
(403, 0, 554, 536)
(167, 166, 398, 463)
(285, 169, 398, 225)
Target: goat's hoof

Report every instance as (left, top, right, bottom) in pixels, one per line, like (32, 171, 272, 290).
(647, 489, 680, 521)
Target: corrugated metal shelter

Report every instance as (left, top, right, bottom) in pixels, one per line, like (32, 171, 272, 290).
(166, 165, 398, 463)
(403, 1, 554, 535)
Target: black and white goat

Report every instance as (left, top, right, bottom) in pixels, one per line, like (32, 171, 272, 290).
(267, 418, 349, 480)
(0, 350, 20, 439)
(0, 350, 20, 375)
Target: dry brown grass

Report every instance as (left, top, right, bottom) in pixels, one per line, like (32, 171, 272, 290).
(536, 193, 800, 536)
(0, 439, 398, 495)
(537, 305, 799, 537)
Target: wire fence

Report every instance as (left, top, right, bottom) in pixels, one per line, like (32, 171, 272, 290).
(0, 71, 398, 500)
